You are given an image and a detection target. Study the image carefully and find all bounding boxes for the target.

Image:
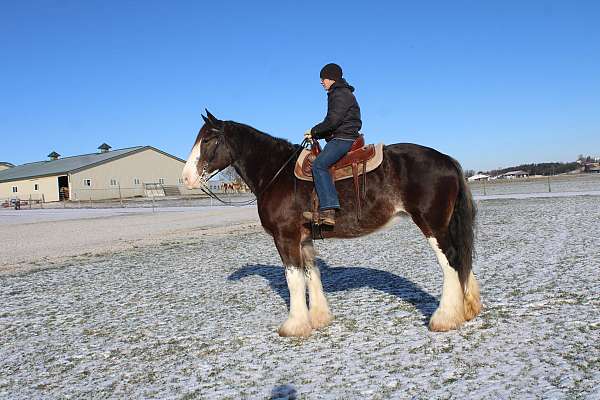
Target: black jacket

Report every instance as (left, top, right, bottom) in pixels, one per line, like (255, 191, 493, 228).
(311, 79, 362, 141)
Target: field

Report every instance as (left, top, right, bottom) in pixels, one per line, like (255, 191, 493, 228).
(1, 192, 599, 398)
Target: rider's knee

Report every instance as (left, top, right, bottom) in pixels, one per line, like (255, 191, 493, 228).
(312, 157, 328, 172)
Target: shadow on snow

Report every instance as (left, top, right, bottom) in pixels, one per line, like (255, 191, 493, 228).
(228, 258, 437, 321)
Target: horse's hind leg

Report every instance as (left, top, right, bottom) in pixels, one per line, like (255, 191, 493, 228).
(463, 270, 481, 321)
(427, 235, 466, 331)
(274, 235, 312, 337)
(302, 241, 332, 329)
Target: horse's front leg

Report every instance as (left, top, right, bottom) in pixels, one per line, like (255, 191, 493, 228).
(274, 236, 312, 337)
(302, 241, 332, 330)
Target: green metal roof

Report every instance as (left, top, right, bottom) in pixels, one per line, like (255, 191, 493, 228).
(0, 146, 183, 183)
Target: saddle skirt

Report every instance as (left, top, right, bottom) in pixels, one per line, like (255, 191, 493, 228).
(294, 142, 384, 182)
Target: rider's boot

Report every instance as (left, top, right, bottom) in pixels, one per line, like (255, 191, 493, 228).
(320, 209, 336, 226)
(303, 209, 336, 226)
(302, 211, 314, 222)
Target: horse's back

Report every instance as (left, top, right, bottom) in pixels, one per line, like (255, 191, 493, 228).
(382, 142, 462, 178)
(384, 142, 453, 159)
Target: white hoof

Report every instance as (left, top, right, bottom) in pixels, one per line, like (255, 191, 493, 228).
(429, 307, 466, 332)
(464, 272, 482, 321)
(278, 317, 312, 337)
(309, 308, 333, 330)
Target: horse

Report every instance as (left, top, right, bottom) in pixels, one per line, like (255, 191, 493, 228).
(223, 182, 240, 194)
(182, 110, 481, 337)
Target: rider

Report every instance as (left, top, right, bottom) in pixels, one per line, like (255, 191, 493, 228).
(303, 63, 362, 226)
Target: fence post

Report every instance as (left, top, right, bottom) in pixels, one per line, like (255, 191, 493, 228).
(29, 194, 32, 209)
(89, 193, 93, 208)
(483, 179, 487, 196)
(41, 193, 45, 209)
(547, 176, 552, 193)
(152, 193, 155, 212)
(118, 183, 123, 208)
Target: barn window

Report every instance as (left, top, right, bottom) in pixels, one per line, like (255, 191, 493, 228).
(110, 179, 118, 186)
(83, 179, 92, 187)
(12, 186, 17, 193)
(158, 178, 165, 184)
(133, 178, 140, 185)
(34, 184, 39, 191)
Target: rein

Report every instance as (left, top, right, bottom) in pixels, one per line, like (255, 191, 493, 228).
(198, 138, 310, 207)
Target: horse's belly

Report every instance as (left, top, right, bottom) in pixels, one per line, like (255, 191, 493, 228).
(322, 203, 408, 239)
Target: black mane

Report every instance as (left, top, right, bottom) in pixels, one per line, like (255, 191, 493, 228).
(224, 121, 302, 194)
(227, 121, 300, 154)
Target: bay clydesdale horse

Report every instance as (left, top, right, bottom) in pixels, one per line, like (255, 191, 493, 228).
(182, 111, 481, 337)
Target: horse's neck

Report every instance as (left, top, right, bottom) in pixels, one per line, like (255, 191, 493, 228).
(228, 125, 295, 195)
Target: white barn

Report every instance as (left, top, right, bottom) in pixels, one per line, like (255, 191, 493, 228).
(467, 173, 490, 182)
(0, 144, 186, 203)
(500, 170, 529, 179)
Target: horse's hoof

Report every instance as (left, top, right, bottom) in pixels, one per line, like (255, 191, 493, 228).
(429, 309, 465, 332)
(309, 309, 333, 330)
(463, 272, 482, 321)
(278, 318, 312, 337)
(463, 293, 482, 321)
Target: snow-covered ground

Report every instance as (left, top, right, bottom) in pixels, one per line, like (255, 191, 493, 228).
(1, 195, 599, 399)
(469, 173, 600, 197)
(0, 206, 259, 275)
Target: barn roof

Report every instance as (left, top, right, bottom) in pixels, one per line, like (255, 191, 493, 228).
(0, 146, 184, 183)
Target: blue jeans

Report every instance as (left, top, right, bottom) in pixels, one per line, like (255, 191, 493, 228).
(312, 138, 354, 210)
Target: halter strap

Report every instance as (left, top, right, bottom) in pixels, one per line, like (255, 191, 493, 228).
(199, 138, 310, 207)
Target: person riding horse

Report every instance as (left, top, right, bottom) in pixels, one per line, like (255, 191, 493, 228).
(303, 63, 362, 226)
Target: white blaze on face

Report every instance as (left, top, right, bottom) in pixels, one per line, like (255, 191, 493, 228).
(182, 140, 204, 189)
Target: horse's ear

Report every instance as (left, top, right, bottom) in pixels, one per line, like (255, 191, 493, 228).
(205, 109, 224, 130)
(205, 109, 218, 124)
(201, 114, 210, 125)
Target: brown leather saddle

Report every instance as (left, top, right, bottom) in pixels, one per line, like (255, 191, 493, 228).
(294, 135, 384, 221)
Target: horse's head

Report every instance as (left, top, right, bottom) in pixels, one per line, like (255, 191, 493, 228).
(182, 110, 235, 189)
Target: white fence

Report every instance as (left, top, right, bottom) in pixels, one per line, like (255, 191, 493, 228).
(1, 182, 253, 210)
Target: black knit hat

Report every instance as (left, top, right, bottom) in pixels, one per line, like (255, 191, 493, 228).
(320, 63, 343, 81)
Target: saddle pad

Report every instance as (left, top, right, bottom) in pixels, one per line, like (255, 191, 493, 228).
(294, 143, 384, 182)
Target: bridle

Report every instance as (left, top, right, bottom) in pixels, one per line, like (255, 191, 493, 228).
(193, 124, 310, 207)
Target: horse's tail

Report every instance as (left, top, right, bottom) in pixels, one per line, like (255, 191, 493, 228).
(447, 158, 477, 291)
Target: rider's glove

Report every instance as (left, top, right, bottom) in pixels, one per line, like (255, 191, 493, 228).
(304, 129, 313, 140)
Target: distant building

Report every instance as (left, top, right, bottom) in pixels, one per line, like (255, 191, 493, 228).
(584, 163, 600, 173)
(206, 180, 225, 192)
(0, 144, 185, 202)
(500, 170, 529, 179)
(467, 173, 490, 182)
(0, 162, 14, 172)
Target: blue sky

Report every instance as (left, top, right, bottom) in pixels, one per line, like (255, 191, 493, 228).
(1, 1, 599, 171)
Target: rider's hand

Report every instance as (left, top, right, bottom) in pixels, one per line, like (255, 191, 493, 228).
(304, 129, 313, 140)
